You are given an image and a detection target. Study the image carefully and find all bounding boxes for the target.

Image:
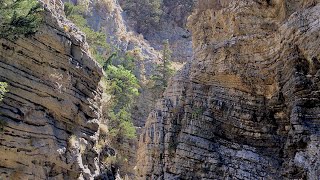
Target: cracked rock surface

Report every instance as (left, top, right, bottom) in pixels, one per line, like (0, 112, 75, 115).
(0, 0, 110, 179)
(136, 0, 320, 179)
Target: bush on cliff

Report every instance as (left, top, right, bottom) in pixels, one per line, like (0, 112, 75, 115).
(64, 2, 139, 142)
(0, 0, 43, 39)
(104, 64, 139, 140)
(64, 2, 140, 175)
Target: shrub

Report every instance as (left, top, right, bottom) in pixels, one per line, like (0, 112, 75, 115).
(0, 0, 43, 39)
(105, 65, 139, 111)
(108, 110, 136, 142)
(103, 155, 117, 166)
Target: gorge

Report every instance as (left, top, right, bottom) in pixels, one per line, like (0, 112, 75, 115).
(0, 0, 320, 179)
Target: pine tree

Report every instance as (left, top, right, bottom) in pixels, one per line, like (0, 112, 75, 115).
(0, 0, 43, 39)
(150, 39, 174, 97)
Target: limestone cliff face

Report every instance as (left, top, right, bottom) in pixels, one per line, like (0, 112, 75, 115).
(84, 0, 160, 80)
(119, 0, 195, 63)
(136, 0, 320, 179)
(0, 1, 111, 179)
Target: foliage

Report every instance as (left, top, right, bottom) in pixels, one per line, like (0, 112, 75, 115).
(108, 109, 136, 139)
(0, 0, 43, 39)
(105, 65, 139, 141)
(64, 2, 110, 65)
(102, 52, 140, 176)
(101, 55, 139, 177)
(64, 4, 140, 174)
(106, 65, 139, 111)
(103, 51, 136, 73)
(150, 39, 175, 97)
(95, 0, 115, 12)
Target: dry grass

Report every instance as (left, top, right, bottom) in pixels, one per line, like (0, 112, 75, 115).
(100, 124, 109, 135)
(68, 135, 77, 147)
(103, 156, 117, 167)
(80, 143, 86, 154)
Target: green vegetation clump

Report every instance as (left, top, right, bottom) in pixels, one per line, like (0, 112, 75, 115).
(64, 1, 139, 142)
(102, 52, 140, 176)
(150, 39, 175, 98)
(106, 65, 139, 112)
(0, 0, 43, 39)
(105, 60, 140, 141)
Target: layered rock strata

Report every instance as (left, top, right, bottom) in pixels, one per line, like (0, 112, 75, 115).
(0, 0, 110, 179)
(136, 0, 320, 179)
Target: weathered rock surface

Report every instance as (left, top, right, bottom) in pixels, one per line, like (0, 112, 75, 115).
(119, 0, 195, 63)
(0, 0, 112, 179)
(136, 0, 320, 179)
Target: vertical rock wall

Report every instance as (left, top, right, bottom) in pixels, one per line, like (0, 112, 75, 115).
(118, 0, 195, 63)
(0, 0, 108, 179)
(136, 0, 320, 179)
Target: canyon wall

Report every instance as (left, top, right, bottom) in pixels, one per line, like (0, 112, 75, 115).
(118, 0, 195, 63)
(0, 1, 113, 179)
(136, 0, 320, 179)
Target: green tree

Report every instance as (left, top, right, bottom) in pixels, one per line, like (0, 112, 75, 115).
(0, 0, 43, 39)
(105, 65, 139, 112)
(103, 62, 140, 176)
(150, 39, 174, 97)
(64, 2, 139, 141)
(64, 2, 140, 174)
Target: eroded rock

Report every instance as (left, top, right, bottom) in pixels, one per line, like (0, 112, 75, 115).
(0, 0, 110, 179)
(136, 1, 320, 179)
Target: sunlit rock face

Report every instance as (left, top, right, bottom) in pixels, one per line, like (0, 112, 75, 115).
(0, 1, 111, 179)
(136, 0, 320, 179)
(118, 0, 195, 63)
